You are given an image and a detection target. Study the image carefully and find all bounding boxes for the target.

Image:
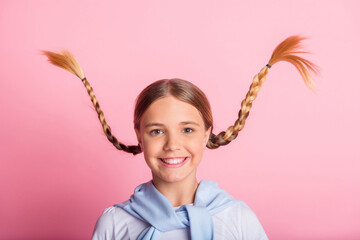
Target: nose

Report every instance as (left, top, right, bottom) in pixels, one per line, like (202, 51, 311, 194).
(163, 132, 180, 151)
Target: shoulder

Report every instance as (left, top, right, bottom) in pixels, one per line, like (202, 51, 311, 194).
(93, 206, 130, 228)
(91, 205, 149, 240)
(213, 201, 268, 240)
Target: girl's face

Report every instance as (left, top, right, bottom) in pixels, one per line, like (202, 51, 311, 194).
(135, 96, 211, 185)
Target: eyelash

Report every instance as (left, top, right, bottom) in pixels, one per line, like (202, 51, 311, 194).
(149, 128, 194, 135)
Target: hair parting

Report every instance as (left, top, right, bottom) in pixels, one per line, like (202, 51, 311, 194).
(42, 35, 317, 154)
(42, 50, 141, 155)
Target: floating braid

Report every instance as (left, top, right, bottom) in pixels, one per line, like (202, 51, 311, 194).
(207, 35, 318, 149)
(42, 50, 142, 155)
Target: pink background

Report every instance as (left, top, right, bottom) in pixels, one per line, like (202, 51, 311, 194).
(1, 0, 359, 239)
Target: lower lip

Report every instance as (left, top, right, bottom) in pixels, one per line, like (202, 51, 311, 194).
(158, 157, 189, 168)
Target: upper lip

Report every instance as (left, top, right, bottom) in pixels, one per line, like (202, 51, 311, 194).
(159, 157, 188, 159)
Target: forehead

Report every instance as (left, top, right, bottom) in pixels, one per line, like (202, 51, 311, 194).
(140, 96, 204, 127)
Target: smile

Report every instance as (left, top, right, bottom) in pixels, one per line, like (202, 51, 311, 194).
(158, 157, 189, 168)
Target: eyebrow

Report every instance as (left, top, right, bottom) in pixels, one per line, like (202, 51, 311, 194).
(144, 121, 200, 128)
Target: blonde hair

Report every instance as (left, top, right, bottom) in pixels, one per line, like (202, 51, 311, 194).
(42, 35, 318, 155)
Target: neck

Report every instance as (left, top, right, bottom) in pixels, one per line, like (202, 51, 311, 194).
(152, 175, 199, 207)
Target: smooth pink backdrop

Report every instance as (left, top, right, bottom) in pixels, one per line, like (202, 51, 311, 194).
(1, 0, 359, 239)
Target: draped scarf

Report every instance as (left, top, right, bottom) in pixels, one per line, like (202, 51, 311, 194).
(115, 180, 238, 240)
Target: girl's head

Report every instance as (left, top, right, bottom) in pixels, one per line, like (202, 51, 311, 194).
(133, 79, 214, 184)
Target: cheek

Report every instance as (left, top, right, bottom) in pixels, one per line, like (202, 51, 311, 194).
(142, 136, 162, 156)
(186, 135, 207, 154)
(141, 140, 159, 167)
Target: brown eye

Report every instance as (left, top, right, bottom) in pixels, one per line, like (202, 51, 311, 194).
(182, 128, 194, 133)
(150, 129, 164, 135)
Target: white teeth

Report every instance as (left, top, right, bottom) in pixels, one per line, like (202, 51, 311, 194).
(161, 157, 187, 164)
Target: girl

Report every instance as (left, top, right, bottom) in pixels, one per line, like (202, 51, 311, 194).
(43, 35, 317, 240)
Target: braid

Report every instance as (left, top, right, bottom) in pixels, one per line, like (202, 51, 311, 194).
(42, 50, 142, 155)
(207, 35, 318, 149)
